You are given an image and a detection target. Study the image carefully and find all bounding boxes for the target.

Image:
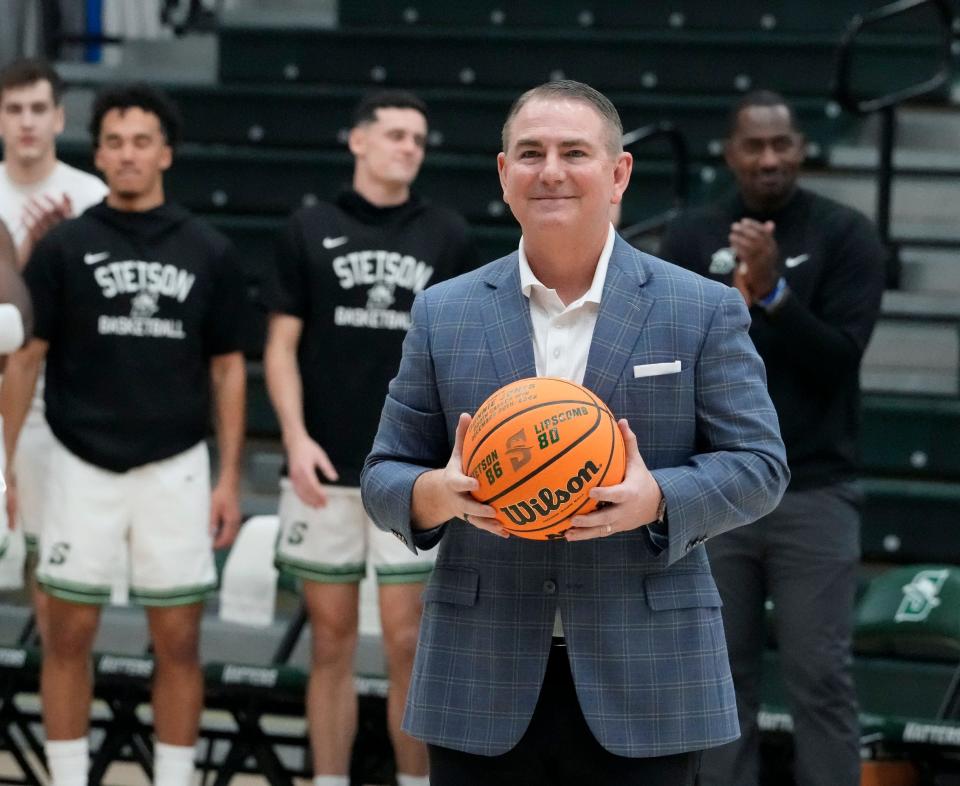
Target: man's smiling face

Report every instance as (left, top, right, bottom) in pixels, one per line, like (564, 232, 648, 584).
(497, 97, 630, 236)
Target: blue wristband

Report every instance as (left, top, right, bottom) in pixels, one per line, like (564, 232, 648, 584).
(757, 277, 788, 312)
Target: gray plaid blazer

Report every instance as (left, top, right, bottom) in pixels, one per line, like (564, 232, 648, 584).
(362, 235, 789, 757)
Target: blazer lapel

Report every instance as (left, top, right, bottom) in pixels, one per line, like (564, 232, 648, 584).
(482, 256, 537, 385)
(583, 238, 655, 405)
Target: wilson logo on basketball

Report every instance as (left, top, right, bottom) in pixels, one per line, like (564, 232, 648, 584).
(499, 460, 600, 527)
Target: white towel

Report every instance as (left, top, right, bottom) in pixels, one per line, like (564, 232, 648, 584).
(218, 515, 280, 627)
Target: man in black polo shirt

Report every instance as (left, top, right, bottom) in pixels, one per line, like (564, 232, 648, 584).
(265, 90, 476, 786)
(1, 84, 245, 786)
(660, 90, 885, 786)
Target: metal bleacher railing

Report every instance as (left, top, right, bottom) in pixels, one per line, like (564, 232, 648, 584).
(833, 0, 956, 279)
(618, 120, 690, 243)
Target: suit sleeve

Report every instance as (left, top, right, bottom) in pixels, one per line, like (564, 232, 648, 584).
(361, 291, 452, 554)
(650, 287, 790, 566)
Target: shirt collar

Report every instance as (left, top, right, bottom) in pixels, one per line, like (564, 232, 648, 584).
(518, 224, 615, 307)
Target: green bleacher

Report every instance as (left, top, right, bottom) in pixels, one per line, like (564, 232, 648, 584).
(861, 395, 960, 478)
(218, 26, 943, 98)
(337, 0, 940, 33)
(161, 84, 853, 160)
(861, 479, 960, 562)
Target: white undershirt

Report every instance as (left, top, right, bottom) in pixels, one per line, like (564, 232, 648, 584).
(0, 161, 108, 247)
(518, 224, 615, 637)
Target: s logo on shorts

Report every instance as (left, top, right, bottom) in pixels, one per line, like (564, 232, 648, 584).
(48, 542, 71, 565)
(286, 521, 308, 546)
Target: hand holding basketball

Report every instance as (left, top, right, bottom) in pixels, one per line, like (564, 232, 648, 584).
(411, 413, 502, 536)
(565, 419, 665, 541)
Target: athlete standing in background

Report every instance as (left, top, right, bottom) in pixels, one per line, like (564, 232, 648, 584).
(265, 90, 477, 786)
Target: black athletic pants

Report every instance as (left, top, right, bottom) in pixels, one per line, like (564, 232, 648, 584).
(698, 484, 862, 786)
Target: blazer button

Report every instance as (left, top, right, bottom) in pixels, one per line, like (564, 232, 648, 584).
(543, 580, 557, 594)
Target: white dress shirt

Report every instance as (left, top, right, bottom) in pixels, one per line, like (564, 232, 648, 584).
(519, 224, 615, 382)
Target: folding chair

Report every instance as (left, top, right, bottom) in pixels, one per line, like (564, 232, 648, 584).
(87, 651, 156, 785)
(0, 643, 44, 786)
(1, 601, 156, 786)
(199, 604, 308, 786)
(199, 515, 309, 785)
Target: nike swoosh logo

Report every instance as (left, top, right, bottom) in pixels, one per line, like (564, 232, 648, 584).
(322, 236, 348, 250)
(83, 251, 110, 265)
(785, 254, 809, 269)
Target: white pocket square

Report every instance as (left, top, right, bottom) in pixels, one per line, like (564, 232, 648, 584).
(633, 360, 682, 379)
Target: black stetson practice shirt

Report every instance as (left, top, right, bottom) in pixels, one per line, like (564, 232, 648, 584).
(268, 189, 477, 485)
(25, 202, 245, 472)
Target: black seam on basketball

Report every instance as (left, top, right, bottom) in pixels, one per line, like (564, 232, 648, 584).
(505, 405, 621, 533)
(479, 404, 603, 506)
(463, 395, 596, 472)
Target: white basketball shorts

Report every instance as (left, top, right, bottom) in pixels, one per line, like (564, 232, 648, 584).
(37, 439, 216, 606)
(274, 481, 434, 585)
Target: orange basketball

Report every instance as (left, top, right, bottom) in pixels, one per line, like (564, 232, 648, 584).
(462, 377, 626, 540)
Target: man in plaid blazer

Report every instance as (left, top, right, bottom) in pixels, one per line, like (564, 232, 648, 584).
(361, 80, 789, 786)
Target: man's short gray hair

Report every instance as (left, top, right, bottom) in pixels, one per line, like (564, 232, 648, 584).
(501, 80, 624, 156)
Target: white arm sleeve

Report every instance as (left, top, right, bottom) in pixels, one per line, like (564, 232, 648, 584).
(0, 304, 25, 354)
